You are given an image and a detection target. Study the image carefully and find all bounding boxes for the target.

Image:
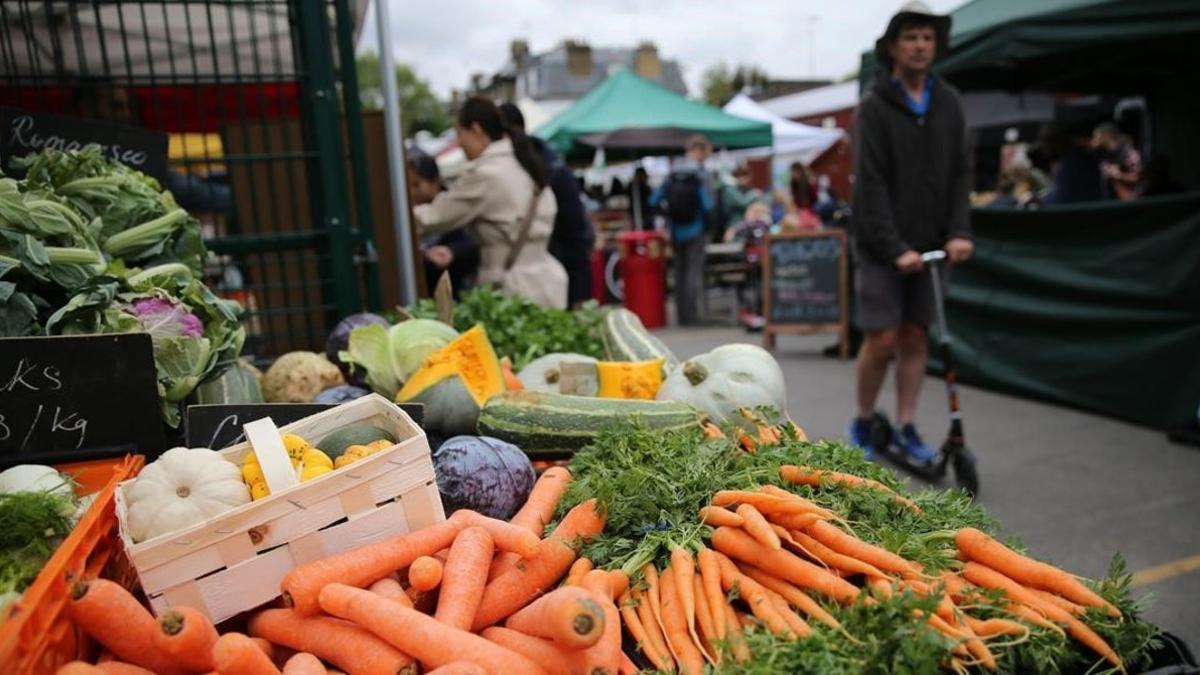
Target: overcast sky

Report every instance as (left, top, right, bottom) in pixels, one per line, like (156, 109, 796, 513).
(358, 0, 963, 99)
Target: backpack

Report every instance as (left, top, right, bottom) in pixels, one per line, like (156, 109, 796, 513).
(665, 172, 702, 223)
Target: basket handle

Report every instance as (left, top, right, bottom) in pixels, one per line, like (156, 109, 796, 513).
(242, 418, 299, 495)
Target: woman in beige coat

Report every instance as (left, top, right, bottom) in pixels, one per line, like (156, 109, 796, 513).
(413, 97, 568, 309)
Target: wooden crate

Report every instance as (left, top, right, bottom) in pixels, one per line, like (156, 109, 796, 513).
(115, 394, 443, 623)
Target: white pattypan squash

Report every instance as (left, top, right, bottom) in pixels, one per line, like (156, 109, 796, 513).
(126, 447, 251, 543)
(656, 344, 787, 428)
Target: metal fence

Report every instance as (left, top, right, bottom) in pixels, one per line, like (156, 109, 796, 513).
(0, 0, 380, 357)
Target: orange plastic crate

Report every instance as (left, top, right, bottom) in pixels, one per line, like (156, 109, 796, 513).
(0, 455, 144, 675)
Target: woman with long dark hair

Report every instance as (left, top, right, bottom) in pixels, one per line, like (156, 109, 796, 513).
(413, 97, 567, 309)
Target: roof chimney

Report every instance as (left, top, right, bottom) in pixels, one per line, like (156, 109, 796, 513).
(510, 39, 530, 67)
(565, 40, 593, 77)
(634, 42, 662, 80)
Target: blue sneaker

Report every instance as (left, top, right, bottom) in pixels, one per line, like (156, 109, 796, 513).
(893, 424, 940, 467)
(847, 417, 875, 460)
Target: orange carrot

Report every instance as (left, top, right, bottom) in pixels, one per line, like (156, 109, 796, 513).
(703, 423, 726, 440)
(691, 575, 720, 661)
(478, 627, 575, 675)
(212, 632, 281, 675)
(669, 546, 708, 664)
(956, 528, 1119, 617)
(282, 518, 465, 616)
(581, 571, 624, 675)
(696, 547, 726, 641)
(505, 586, 606, 649)
(712, 552, 793, 637)
(96, 664, 157, 675)
(368, 576, 414, 607)
(712, 490, 834, 519)
(619, 652, 638, 675)
(711, 527, 860, 604)
(804, 520, 923, 578)
(1030, 587, 1087, 616)
(659, 567, 706, 675)
(281, 653, 327, 675)
(565, 557, 595, 587)
(452, 510, 540, 559)
(154, 605, 219, 672)
(408, 555, 444, 591)
(320, 583, 548, 675)
(962, 562, 1123, 670)
(490, 468, 574, 580)
(426, 662, 488, 675)
(736, 504, 782, 551)
(965, 616, 1030, 638)
(511, 467, 572, 534)
(766, 590, 812, 638)
(472, 499, 605, 630)
(434, 526, 495, 630)
(738, 565, 843, 631)
(66, 579, 185, 675)
(780, 465, 920, 511)
(55, 663, 103, 675)
(722, 604, 751, 663)
(1007, 603, 1068, 636)
(500, 357, 523, 392)
(698, 505, 744, 527)
(641, 565, 669, 652)
(620, 591, 674, 673)
(632, 587, 675, 673)
(764, 512, 827, 531)
(248, 608, 414, 675)
(784, 529, 888, 579)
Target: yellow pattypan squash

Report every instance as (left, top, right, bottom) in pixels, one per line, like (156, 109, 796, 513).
(241, 435, 335, 500)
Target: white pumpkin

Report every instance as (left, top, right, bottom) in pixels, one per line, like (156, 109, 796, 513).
(125, 447, 251, 543)
(656, 344, 787, 428)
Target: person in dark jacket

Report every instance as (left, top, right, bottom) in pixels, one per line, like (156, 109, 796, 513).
(848, 1, 974, 466)
(408, 153, 480, 298)
(498, 103, 595, 308)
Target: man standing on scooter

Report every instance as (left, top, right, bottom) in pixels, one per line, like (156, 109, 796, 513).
(848, 1, 974, 466)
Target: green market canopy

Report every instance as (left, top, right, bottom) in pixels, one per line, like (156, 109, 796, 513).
(535, 69, 772, 162)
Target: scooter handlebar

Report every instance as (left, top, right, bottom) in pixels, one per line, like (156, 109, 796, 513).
(920, 250, 948, 264)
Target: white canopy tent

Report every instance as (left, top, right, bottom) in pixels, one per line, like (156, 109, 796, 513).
(721, 93, 844, 164)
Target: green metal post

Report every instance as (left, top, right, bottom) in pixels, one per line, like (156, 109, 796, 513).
(293, 0, 361, 318)
(334, 0, 382, 312)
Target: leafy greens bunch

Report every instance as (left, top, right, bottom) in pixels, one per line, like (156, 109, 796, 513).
(0, 146, 204, 336)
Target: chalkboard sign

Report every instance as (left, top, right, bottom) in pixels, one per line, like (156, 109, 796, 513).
(0, 334, 164, 467)
(186, 402, 425, 450)
(1, 107, 169, 181)
(762, 230, 849, 358)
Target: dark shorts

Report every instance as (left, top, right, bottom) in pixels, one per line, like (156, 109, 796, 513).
(855, 257, 948, 332)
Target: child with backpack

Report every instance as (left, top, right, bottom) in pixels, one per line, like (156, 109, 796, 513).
(724, 201, 773, 330)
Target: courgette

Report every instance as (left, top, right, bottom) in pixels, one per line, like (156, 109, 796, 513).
(601, 308, 679, 370)
(478, 390, 703, 453)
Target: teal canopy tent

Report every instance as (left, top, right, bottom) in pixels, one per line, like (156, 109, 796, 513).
(535, 69, 772, 162)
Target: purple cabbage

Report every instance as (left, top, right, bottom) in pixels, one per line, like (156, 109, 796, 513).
(433, 436, 535, 520)
(326, 312, 389, 387)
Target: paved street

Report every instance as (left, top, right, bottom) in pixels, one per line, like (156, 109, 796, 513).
(658, 326, 1200, 647)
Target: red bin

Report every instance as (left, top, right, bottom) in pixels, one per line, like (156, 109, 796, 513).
(617, 230, 667, 329)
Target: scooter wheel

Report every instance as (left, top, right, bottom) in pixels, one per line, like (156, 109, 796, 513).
(952, 446, 980, 497)
(869, 411, 893, 455)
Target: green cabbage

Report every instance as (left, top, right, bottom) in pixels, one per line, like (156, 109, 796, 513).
(339, 319, 458, 397)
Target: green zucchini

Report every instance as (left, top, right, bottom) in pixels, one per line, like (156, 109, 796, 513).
(601, 308, 679, 370)
(478, 391, 702, 453)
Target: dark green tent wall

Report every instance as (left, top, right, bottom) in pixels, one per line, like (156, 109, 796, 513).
(930, 195, 1200, 431)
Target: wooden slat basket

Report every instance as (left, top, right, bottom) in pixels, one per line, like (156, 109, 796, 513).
(114, 394, 443, 623)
